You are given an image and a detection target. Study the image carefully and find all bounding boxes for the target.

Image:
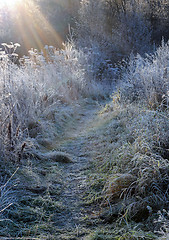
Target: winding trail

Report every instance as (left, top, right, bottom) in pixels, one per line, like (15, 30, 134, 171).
(53, 101, 102, 239)
(10, 100, 105, 240)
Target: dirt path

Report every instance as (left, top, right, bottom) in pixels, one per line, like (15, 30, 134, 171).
(52, 101, 103, 239)
(3, 101, 104, 239)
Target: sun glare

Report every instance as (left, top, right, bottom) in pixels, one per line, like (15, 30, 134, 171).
(0, 0, 21, 8)
(0, 0, 63, 51)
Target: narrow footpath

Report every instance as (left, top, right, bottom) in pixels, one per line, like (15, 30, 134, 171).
(53, 101, 103, 239)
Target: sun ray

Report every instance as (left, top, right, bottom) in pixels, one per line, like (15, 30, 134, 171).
(5, 0, 63, 55)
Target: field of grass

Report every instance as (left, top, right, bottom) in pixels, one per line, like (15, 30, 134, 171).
(0, 36, 169, 240)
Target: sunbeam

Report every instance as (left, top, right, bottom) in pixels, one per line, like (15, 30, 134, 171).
(0, 0, 64, 53)
(0, 0, 21, 8)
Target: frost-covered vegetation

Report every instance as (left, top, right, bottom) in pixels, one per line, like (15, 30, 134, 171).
(0, 0, 169, 239)
(0, 41, 108, 163)
(120, 41, 169, 109)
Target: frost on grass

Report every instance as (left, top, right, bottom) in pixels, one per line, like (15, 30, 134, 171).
(86, 88, 169, 235)
(120, 40, 169, 109)
(0, 168, 18, 236)
(82, 41, 169, 238)
(0, 41, 108, 163)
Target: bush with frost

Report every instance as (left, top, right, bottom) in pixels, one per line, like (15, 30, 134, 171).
(120, 40, 169, 108)
(75, 0, 152, 85)
(0, 41, 108, 162)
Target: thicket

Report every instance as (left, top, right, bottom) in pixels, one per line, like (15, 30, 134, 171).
(77, 0, 169, 48)
(75, 0, 169, 83)
(0, 40, 109, 165)
(120, 40, 169, 109)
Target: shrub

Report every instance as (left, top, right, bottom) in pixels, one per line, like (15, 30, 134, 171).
(0, 41, 108, 163)
(76, 0, 152, 53)
(120, 40, 169, 108)
(75, 0, 152, 85)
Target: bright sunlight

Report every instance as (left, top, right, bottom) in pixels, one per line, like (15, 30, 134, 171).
(0, 0, 21, 8)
